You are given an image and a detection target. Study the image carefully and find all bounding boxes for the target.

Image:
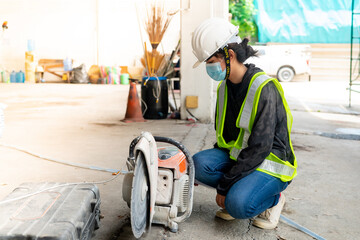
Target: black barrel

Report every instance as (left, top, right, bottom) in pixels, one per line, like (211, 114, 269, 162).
(141, 77, 168, 119)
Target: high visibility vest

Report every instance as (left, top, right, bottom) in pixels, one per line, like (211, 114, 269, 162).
(216, 72, 297, 182)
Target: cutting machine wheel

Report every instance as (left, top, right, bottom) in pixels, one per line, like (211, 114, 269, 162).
(130, 153, 150, 239)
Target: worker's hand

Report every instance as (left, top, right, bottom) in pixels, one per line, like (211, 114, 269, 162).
(216, 193, 226, 209)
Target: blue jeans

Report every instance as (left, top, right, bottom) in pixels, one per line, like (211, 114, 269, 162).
(193, 148, 289, 219)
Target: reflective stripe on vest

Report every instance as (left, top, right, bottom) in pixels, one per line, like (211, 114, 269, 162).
(238, 74, 271, 130)
(216, 72, 297, 182)
(258, 156, 295, 178)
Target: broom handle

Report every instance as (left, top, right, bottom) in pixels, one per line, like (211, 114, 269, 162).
(151, 49, 156, 76)
(144, 42, 152, 76)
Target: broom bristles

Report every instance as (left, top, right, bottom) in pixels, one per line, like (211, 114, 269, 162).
(141, 48, 165, 77)
(145, 2, 173, 50)
(142, 0, 173, 76)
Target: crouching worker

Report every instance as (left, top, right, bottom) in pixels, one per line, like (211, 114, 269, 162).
(191, 18, 297, 229)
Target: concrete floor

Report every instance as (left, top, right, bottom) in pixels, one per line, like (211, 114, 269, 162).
(0, 81, 360, 240)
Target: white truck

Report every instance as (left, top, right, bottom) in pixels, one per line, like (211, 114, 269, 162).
(245, 44, 311, 82)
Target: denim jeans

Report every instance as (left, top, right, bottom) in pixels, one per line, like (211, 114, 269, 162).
(193, 148, 289, 219)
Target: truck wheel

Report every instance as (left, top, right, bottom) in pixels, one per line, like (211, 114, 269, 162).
(277, 67, 295, 82)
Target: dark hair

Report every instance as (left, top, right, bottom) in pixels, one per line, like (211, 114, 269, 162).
(211, 38, 258, 63)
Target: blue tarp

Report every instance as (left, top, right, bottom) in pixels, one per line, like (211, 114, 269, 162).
(253, 0, 360, 43)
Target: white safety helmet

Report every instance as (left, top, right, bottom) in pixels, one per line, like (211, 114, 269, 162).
(192, 17, 240, 68)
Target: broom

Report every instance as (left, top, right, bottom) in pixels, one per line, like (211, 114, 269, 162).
(142, 2, 172, 76)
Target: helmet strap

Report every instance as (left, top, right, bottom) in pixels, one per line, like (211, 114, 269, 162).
(223, 46, 231, 80)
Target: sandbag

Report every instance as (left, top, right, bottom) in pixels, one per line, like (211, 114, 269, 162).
(71, 64, 89, 84)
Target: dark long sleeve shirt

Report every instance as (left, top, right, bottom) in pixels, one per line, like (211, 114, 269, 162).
(216, 64, 294, 196)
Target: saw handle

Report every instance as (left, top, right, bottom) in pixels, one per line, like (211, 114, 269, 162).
(128, 136, 141, 160)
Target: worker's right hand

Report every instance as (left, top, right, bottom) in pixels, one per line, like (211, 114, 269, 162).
(216, 193, 226, 209)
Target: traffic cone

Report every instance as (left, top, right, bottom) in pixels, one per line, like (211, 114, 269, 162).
(122, 81, 146, 123)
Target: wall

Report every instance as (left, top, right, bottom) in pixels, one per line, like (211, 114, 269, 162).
(307, 43, 357, 81)
(180, 0, 228, 123)
(0, 0, 180, 77)
(0, 0, 226, 122)
(0, 0, 97, 74)
(97, 0, 180, 67)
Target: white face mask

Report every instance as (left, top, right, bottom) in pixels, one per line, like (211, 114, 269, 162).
(206, 61, 226, 81)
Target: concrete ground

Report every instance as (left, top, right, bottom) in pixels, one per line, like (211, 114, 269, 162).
(0, 80, 359, 240)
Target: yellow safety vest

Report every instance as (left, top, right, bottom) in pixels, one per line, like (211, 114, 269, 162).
(216, 72, 297, 182)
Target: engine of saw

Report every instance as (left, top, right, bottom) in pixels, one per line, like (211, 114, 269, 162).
(122, 132, 194, 239)
(153, 147, 190, 225)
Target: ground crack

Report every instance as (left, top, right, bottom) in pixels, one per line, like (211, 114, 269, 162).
(198, 125, 210, 151)
(179, 123, 194, 143)
(246, 219, 252, 233)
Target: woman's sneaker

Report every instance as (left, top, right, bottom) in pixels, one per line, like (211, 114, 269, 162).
(252, 193, 285, 229)
(215, 208, 235, 221)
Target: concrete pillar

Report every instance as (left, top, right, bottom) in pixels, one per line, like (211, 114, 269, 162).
(180, 0, 228, 123)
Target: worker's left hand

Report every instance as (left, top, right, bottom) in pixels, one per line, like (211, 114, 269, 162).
(216, 193, 226, 209)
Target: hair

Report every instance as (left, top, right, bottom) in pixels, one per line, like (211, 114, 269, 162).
(210, 38, 258, 63)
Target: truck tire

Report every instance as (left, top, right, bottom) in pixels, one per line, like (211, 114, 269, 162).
(277, 66, 295, 82)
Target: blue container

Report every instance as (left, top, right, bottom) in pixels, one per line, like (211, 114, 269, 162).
(21, 71, 25, 83)
(16, 71, 25, 83)
(10, 71, 16, 83)
(63, 58, 72, 71)
(27, 39, 35, 52)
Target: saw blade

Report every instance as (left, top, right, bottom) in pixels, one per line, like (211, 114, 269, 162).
(130, 152, 149, 239)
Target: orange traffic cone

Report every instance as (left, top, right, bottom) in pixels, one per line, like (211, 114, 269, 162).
(122, 81, 146, 123)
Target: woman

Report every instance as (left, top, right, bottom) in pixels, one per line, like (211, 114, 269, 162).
(191, 18, 297, 229)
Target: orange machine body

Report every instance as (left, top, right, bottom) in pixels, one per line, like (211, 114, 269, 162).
(158, 147, 187, 179)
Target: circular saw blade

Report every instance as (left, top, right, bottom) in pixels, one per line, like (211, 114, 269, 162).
(131, 152, 150, 239)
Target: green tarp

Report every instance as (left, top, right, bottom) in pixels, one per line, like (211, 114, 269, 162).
(253, 0, 360, 43)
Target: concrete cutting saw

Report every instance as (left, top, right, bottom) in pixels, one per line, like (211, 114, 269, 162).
(122, 132, 195, 239)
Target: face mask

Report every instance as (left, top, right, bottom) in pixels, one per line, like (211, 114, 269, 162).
(206, 62, 226, 81)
